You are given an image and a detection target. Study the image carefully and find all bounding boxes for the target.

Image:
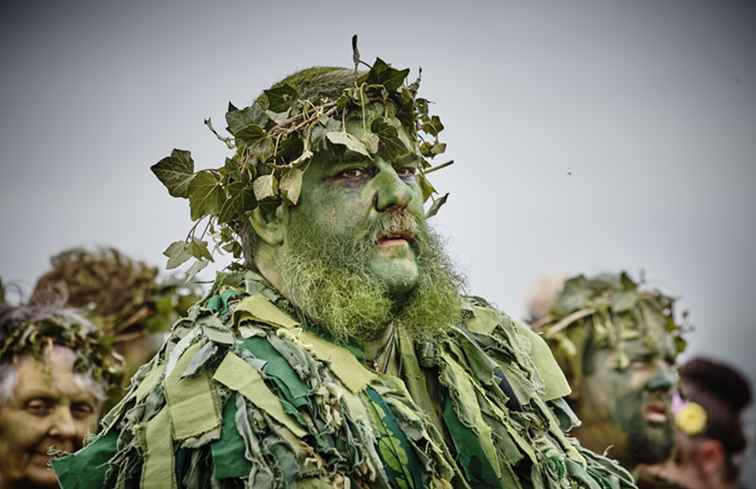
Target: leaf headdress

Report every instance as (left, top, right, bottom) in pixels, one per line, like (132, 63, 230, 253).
(531, 271, 687, 398)
(151, 38, 451, 278)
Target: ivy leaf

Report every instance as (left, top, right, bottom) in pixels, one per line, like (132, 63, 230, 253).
(425, 193, 449, 219)
(418, 174, 436, 202)
(366, 58, 410, 92)
(150, 149, 195, 198)
(218, 182, 256, 224)
(263, 84, 299, 113)
(190, 239, 214, 262)
(326, 131, 371, 158)
(265, 108, 291, 126)
(280, 168, 304, 205)
(422, 115, 444, 136)
(163, 241, 192, 270)
(358, 132, 379, 154)
(253, 174, 278, 201)
(431, 143, 447, 156)
(184, 258, 209, 284)
(372, 119, 409, 160)
(226, 103, 267, 134)
(188, 170, 224, 220)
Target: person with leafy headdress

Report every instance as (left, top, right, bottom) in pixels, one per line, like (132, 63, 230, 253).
(529, 272, 687, 484)
(32, 247, 201, 393)
(0, 293, 122, 489)
(53, 39, 635, 489)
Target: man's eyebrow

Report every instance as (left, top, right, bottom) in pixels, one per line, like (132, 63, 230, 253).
(393, 153, 420, 165)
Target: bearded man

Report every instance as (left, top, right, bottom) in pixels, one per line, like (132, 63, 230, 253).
(530, 272, 685, 480)
(54, 46, 635, 488)
(0, 296, 122, 489)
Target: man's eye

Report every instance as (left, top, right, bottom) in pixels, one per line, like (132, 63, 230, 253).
(26, 399, 52, 416)
(337, 168, 369, 179)
(71, 402, 94, 419)
(397, 167, 417, 178)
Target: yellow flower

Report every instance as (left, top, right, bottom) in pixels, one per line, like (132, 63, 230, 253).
(676, 402, 707, 435)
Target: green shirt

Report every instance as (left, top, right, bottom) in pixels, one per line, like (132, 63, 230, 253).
(54, 271, 635, 489)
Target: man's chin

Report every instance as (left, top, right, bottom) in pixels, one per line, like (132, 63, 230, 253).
(368, 258, 419, 297)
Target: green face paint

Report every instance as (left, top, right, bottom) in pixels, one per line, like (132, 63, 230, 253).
(577, 336, 677, 468)
(275, 106, 463, 342)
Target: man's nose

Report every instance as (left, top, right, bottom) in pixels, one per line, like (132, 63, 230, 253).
(646, 362, 677, 393)
(374, 165, 412, 212)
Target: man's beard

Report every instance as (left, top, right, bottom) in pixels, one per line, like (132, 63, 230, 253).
(279, 210, 464, 343)
(621, 404, 675, 465)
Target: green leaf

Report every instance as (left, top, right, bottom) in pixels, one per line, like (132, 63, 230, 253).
(280, 168, 304, 205)
(418, 174, 436, 202)
(263, 84, 299, 112)
(366, 58, 410, 92)
(431, 143, 447, 155)
(218, 182, 256, 224)
(190, 239, 214, 262)
(372, 118, 409, 160)
(150, 149, 195, 198)
(188, 170, 224, 220)
(359, 132, 379, 154)
(425, 193, 449, 219)
(326, 131, 371, 158)
(265, 109, 291, 126)
(253, 174, 278, 201)
(163, 241, 192, 270)
(422, 115, 444, 136)
(184, 258, 209, 283)
(225, 103, 267, 135)
(235, 124, 266, 147)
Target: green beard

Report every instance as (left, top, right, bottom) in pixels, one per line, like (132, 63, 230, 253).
(279, 210, 464, 343)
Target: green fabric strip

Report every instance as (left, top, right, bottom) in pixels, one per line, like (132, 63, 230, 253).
(164, 342, 220, 440)
(300, 329, 376, 393)
(211, 395, 253, 479)
(439, 354, 500, 478)
(52, 431, 118, 489)
(212, 351, 307, 438)
(141, 407, 177, 489)
(365, 386, 425, 489)
(241, 337, 310, 409)
(517, 325, 572, 401)
(464, 305, 499, 336)
(136, 363, 166, 403)
(233, 293, 299, 329)
(442, 398, 500, 489)
(397, 329, 445, 436)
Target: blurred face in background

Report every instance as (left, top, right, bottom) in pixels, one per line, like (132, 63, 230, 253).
(575, 335, 678, 469)
(0, 346, 102, 489)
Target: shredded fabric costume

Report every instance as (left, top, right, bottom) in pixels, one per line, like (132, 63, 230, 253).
(54, 271, 633, 489)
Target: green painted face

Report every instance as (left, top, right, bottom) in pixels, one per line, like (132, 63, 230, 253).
(289, 105, 425, 297)
(576, 335, 678, 468)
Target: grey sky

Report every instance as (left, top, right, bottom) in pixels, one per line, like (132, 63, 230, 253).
(2, 0, 755, 473)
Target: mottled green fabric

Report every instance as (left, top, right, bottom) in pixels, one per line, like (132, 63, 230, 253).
(54, 271, 636, 489)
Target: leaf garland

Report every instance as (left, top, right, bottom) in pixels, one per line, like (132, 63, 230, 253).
(151, 53, 452, 277)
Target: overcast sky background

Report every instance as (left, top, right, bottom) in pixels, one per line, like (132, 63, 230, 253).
(1, 0, 755, 475)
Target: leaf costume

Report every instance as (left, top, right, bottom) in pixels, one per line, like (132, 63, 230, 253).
(54, 271, 634, 489)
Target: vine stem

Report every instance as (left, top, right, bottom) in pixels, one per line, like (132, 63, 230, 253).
(423, 160, 454, 175)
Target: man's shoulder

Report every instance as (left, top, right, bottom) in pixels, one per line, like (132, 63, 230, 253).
(459, 295, 572, 401)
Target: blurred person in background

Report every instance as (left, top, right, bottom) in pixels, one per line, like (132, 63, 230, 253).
(529, 271, 687, 485)
(643, 357, 753, 489)
(31, 247, 201, 406)
(0, 290, 122, 489)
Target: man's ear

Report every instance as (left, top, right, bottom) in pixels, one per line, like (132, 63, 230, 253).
(692, 439, 725, 478)
(249, 203, 289, 246)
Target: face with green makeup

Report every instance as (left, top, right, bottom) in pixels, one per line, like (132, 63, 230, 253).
(575, 334, 678, 469)
(250, 102, 462, 342)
